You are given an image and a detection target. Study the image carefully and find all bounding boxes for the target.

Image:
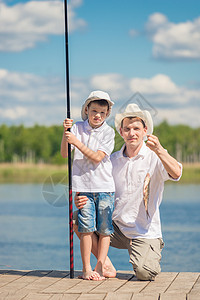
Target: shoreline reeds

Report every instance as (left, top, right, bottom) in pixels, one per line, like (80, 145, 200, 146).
(0, 162, 200, 184)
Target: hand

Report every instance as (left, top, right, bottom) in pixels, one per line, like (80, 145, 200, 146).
(146, 134, 162, 153)
(74, 192, 88, 209)
(63, 118, 73, 130)
(65, 131, 78, 145)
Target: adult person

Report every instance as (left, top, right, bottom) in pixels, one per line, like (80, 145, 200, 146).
(73, 103, 182, 281)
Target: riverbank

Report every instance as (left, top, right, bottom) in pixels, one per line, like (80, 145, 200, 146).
(0, 163, 68, 184)
(0, 162, 200, 184)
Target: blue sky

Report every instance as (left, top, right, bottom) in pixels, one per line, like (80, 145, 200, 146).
(0, 0, 200, 127)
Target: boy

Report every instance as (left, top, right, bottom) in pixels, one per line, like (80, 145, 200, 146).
(61, 90, 115, 280)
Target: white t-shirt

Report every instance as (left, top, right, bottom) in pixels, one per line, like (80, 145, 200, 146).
(111, 142, 182, 239)
(71, 120, 115, 193)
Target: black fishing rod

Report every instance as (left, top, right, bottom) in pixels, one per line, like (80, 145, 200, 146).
(64, 0, 74, 279)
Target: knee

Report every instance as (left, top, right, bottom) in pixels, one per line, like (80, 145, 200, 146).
(134, 265, 157, 281)
(73, 223, 82, 239)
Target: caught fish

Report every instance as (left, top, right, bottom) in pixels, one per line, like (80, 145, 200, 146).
(143, 173, 150, 218)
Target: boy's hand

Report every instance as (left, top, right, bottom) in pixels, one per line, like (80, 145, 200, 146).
(65, 131, 78, 145)
(74, 192, 88, 209)
(63, 118, 73, 130)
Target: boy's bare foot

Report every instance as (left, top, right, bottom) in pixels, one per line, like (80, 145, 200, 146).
(103, 257, 116, 278)
(90, 271, 105, 281)
(81, 270, 105, 281)
(82, 270, 94, 280)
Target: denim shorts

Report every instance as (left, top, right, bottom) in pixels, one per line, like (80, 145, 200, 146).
(78, 192, 115, 235)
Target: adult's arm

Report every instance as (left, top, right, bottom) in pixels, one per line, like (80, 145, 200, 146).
(146, 134, 182, 179)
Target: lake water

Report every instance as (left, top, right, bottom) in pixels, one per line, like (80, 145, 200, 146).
(0, 183, 200, 272)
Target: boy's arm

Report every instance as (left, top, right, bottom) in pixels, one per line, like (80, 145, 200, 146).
(60, 131, 68, 158)
(146, 134, 182, 179)
(65, 131, 106, 163)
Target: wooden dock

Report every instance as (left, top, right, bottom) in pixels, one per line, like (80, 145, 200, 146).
(0, 270, 200, 300)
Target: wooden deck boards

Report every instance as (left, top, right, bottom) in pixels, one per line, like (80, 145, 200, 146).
(0, 270, 199, 300)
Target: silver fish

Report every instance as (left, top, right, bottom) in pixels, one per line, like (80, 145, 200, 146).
(143, 173, 150, 218)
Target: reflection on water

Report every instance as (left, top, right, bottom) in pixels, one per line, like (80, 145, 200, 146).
(0, 183, 199, 272)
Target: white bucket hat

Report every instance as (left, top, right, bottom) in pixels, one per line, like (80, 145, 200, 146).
(81, 90, 114, 121)
(115, 103, 153, 136)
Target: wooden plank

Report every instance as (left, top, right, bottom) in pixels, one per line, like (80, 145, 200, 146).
(18, 270, 68, 293)
(41, 277, 82, 294)
(66, 271, 134, 294)
(89, 272, 133, 294)
(187, 295, 200, 300)
(0, 270, 29, 288)
(164, 272, 199, 294)
(160, 294, 186, 300)
(22, 293, 53, 300)
(88, 278, 127, 294)
(0, 292, 9, 299)
(65, 279, 103, 294)
(115, 275, 149, 294)
(104, 292, 133, 300)
(50, 295, 80, 300)
(188, 274, 200, 298)
(116, 270, 135, 279)
(77, 294, 106, 300)
(0, 270, 52, 292)
(0, 270, 199, 300)
(2, 290, 29, 300)
(139, 272, 178, 294)
(132, 294, 160, 300)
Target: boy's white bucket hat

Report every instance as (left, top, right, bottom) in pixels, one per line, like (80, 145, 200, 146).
(81, 90, 114, 121)
(115, 103, 153, 135)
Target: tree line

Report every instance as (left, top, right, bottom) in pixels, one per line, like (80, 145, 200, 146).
(0, 121, 199, 164)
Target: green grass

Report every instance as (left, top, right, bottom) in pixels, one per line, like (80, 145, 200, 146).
(179, 164, 200, 184)
(0, 163, 200, 184)
(0, 163, 68, 184)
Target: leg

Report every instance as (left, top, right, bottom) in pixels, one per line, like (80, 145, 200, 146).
(73, 213, 116, 278)
(80, 232, 93, 279)
(94, 234, 110, 277)
(129, 238, 164, 281)
(77, 193, 96, 280)
(95, 192, 116, 278)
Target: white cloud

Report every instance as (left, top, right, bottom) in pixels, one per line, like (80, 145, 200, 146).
(145, 12, 200, 60)
(0, 68, 66, 125)
(0, 106, 27, 120)
(90, 73, 131, 101)
(130, 74, 179, 95)
(0, 0, 87, 52)
(155, 106, 200, 128)
(1, 69, 200, 127)
(0, 68, 65, 103)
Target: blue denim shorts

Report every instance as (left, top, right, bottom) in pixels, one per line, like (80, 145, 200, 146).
(78, 192, 115, 235)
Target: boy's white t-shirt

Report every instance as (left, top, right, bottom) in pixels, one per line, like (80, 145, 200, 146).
(71, 120, 115, 193)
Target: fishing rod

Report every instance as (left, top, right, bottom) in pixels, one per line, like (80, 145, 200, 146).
(64, 0, 74, 279)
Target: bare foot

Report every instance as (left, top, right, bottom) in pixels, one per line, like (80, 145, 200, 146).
(81, 270, 105, 281)
(103, 257, 116, 278)
(90, 271, 105, 281)
(82, 270, 94, 280)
